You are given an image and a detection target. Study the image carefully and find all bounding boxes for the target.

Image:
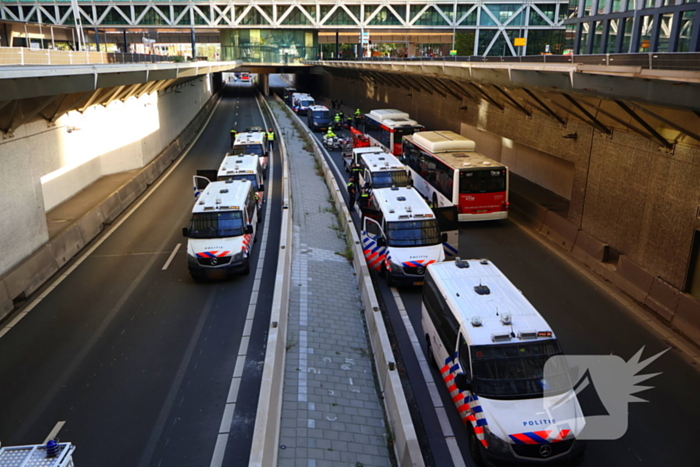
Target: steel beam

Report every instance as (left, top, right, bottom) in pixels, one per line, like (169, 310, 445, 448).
(632, 103, 700, 144)
(418, 76, 446, 98)
(434, 78, 465, 101)
(78, 88, 105, 113)
(448, 80, 478, 103)
(382, 72, 408, 90)
(470, 83, 504, 111)
(522, 88, 566, 125)
(42, 94, 68, 123)
(561, 93, 611, 134)
(614, 100, 672, 148)
(404, 74, 433, 95)
(1, 101, 20, 133)
(577, 99, 661, 144)
(393, 74, 421, 93)
(491, 85, 532, 117)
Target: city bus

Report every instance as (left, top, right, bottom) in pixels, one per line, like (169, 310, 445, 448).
(363, 109, 425, 156)
(402, 131, 509, 222)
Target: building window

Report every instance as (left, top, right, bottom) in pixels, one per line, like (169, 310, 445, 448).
(678, 10, 695, 51)
(477, 29, 497, 54)
(657, 13, 674, 51)
(621, 17, 634, 52)
(593, 20, 605, 53)
(608, 18, 620, 52)
(568, 0, 580, 18)
(530, 4, 556, 25)
(583, 0, 594, 16)
(638, 15, 654, 51)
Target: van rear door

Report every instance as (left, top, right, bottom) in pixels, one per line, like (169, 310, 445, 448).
(433, 206, 459, 258)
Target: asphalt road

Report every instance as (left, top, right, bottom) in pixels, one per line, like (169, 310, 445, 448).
(0, 83, 282, 466)
(273, 75, 700, 467)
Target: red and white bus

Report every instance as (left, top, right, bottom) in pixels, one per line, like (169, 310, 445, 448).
(363, 109, 425, 156)
(402, 131, 509, 222)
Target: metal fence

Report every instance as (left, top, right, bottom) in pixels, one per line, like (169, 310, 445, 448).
(329, 52, 700, 71)
(0, 47, 177, 66)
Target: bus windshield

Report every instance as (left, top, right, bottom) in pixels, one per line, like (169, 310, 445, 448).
(470, 340, 570, 399)
(371, 170, 409, 188)
(386, 219, 440, 247)
(394, 126, 424, 139)
(459, 169, 506, 194)
(233, 145, 264, 156)
(188, 211, 244, 239)
(232, 174, 258, 189)
(312, 110, 330, 119)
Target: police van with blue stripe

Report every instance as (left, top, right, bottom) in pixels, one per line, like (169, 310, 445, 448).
(422, 259, 586, 465)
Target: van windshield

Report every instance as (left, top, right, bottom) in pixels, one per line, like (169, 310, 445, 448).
(232, 174, 259, 189)
(470, 340, 570, 399)
(386, 219, 440, 247)
(371, 170, 409, 188)
(188, 211, 244, 239)
(301, 100, 314, 107)
(312, 110, 330, 119)
(233, 145, 264, 156)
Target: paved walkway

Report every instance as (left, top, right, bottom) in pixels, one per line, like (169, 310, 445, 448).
(270, 99, 393, 467)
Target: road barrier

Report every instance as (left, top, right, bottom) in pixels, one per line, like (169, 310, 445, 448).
(249, 95, 293, 467)
(0, 90, 222, 325)
(280, 95, 424, 466)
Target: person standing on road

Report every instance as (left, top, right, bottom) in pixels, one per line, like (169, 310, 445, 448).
(230, 127, 237, 147)
(267, 128, 275, 152)
(347, 180, 356, 209)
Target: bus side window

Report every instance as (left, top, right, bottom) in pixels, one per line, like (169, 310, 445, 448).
(457, 334, 471, 379)
(423, 273, 458, 347)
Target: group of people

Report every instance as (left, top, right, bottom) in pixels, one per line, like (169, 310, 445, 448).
(330, 98, 344, 110)
(229, 127, 276, 152)
(346, 163, 372, 211)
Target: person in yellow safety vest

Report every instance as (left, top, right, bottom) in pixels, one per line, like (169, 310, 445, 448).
(346, 180, 356, 208)
(326, 128, 337, 139)
(334, 113, 342, 123)
(267, 128, 275, 151)
(354, 108, 362, 118)
(230, 127, 237, 147)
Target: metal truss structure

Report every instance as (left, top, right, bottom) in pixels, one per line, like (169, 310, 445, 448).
(0, 1, 567, 56)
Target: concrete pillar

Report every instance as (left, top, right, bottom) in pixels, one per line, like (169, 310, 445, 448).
(259, 73, 269, 95)
(408, 42, 417, 57)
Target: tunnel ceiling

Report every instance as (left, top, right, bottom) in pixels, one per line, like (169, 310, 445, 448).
(313, 61, 700, 150)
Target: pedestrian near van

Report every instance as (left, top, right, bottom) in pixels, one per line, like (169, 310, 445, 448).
(230, 127, 237, 147)
(267, 128, 275, 152)
(347, 180, 356, 209)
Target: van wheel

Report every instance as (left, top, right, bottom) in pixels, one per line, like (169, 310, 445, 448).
(426, 336, 437, 369)
(469, 428, 486, 466)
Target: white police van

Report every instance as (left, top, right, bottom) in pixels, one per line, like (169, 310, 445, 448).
(217, 154, 264, 209)
(358, 152, 410, 189)
(361, 187, 455, 285)
(422, 259, 586, 465)
(343, 146, 385, 172)
(292, 93, 314, 116)
(232, 131, 268, 175)
(183, 179, 259, 279)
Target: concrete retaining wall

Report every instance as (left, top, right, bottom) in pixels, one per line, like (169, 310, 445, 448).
(0, 90, 221, 323)
(280, 96, 424, 466)
(249, 96, 293, 467)
(0, 76, 212, 279)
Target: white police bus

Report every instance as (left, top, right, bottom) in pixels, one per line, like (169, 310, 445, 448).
(360, 186, 458, 285)
(217, 154, 265, 209)
(183, 179, 259, 278)
(422, 260, 586, 465)
(357, 152, 410, 189)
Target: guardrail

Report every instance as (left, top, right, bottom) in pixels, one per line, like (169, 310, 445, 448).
(281, 97, 424, 466)
(0, 47, 177, 66)
(249, 94, 293, 467)
(321, 52, 700, 71)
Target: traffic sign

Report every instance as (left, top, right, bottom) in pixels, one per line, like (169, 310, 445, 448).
(514, 37, 526, 47)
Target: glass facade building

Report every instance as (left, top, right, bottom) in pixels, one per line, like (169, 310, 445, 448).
(564, 0, 700, 53)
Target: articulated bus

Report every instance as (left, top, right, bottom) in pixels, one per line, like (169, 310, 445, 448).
(363, 109, 425, 156)
(402, 131, 509, 222)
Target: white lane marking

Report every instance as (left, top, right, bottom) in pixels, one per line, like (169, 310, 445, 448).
(0, 95, 222, 340)
(209, 93, 275, 467)
(161, 243, 181, 271)
(43, 420, 66, 444)
(390, 287, 467, 467)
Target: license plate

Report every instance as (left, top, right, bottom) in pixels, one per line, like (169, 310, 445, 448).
(413, 281, 424, 286)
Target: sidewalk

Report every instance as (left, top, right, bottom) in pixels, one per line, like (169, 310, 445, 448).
(270, 100, 393, 467)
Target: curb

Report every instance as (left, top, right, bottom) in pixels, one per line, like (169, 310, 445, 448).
(282, 96, 425, 466)
(0, 89, 222, 323)
(249, 96, 293, 467)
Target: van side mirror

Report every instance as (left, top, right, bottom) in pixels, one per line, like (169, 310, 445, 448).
(454, 373, 472, 391)
(377, 237, 387, 247)
(259, 184, 265, 192)
(246, 225, 254, 235)
(182, 227, 189, 238)
(441, 233, 448, 243)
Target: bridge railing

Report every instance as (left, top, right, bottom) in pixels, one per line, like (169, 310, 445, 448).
(327, 52, 700, 72)
(0, 47, 178, 66)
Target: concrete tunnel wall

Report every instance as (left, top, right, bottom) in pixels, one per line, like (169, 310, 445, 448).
(296, 71, 700, 293)
(0, 75, 214, 278)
